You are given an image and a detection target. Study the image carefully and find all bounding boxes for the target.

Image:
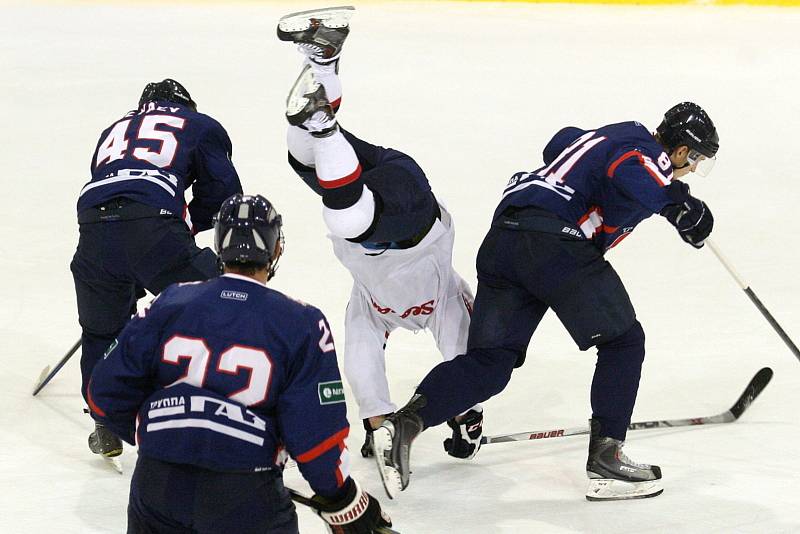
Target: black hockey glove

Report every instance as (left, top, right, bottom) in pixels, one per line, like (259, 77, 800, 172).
(312, 479, 392, 534)
(660, 181, 714, 249)
(443, 407, 483, 459)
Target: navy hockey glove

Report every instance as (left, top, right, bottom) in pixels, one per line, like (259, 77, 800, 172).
(661, 181, 714, 249)
(312, 479, 392, 534)
(443, 406, 483, 459)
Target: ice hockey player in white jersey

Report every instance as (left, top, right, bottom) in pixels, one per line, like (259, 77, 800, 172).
(277, 6, 483, 460)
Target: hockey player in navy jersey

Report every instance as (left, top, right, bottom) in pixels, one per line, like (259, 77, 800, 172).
(374, 103, 719, 501)
(71, 79, 243, 460)
(87, 194, 392, 534)
(277, 6, 481, 461)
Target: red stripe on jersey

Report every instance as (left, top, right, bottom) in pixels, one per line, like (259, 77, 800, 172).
(331, 97, 342, 112)
(296, 427, 350, 463)
(605, 232, 632, 250)
(335, 442, 346, 487)
(318, 163, 362, 190)
(607, 150, 640, 178)
(639, 159, 670, 187)
(608, 150, 669, 187)
(86, 378, 106, 417)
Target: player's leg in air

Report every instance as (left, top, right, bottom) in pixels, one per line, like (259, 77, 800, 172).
(278, 5, 482, 461)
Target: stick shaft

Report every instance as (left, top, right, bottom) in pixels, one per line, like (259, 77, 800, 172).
(482, 367, 772, 445)
(32, 339, 82, 396)
(706, 239, 800, 362)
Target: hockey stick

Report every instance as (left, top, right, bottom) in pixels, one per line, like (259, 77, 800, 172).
(32, 338, 82, 396)
(706, 239, 800, 362)
(481, 367, 772, 445)
(287, 488, 401, 534)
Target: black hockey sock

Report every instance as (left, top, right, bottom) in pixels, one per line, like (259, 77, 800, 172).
(590, 321, 646, 440)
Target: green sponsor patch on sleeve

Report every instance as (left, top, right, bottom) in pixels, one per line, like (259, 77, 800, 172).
(318, 380, 346, 405)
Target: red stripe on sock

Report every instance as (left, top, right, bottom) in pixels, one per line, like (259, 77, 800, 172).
(318, 163, 362, 189)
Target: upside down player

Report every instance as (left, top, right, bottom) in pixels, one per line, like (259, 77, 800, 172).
(374, 103, 719, 501)
(277, 6, 482, 461)
(71, 79, 243, 460)
(87, 194, 392, 533)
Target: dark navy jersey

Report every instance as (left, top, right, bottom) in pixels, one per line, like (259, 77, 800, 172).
(288, 128, 437, 244)
(496, 122, 676, 251)
(87, 274, 351, 498)
(78, 100, 243, 232)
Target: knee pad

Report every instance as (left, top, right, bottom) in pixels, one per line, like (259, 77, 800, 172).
(597, 320, 645, 363)
(322, 186, 376, 239)
(470, 348, 517, 398)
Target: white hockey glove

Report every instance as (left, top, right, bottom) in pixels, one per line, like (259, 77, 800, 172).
(312, 479, 392, 534)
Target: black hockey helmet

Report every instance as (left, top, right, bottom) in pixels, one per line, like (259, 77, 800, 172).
(656, 102, 719, 158)
(213, 194, 284, 279)
(139, 79, 197, 111)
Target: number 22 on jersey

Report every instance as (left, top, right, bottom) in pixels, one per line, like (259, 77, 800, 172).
(96, 114, 186, 169)
(161, 321, 335, 407)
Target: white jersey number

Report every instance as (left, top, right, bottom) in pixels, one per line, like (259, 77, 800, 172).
(318, 319, 335, 353)
(162, 336, 273, 406)
(95, 114, 186, 169)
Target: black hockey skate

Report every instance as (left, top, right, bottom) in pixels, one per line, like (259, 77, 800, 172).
(372, 395, 425, 499)
(88, 422, 123, 458)
(285, 65, 337, 136)
(277, 6, 354, 64)
(585, 418, 663, 501)
(443, 406, 483, 460)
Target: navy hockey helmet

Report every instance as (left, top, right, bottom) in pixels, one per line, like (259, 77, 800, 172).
(214, 194, 284, 279)
(656, 102, 719, 159)
(139, 79, 197, 111)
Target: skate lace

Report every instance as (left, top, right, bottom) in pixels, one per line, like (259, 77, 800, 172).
(617, 443, 651, 469)
(305, 110, 336, 132)
(297, 43, 325, 58)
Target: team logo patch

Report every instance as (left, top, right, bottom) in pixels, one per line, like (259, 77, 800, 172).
(318, 381, 346, 405)
(220, 290, 248, 302)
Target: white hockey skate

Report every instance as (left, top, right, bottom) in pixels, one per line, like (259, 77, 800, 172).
(285, 65, 337, 136)
(277, 6, 354, 64)
(585, 419, 662, 501)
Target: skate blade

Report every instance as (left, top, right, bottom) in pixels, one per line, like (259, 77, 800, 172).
(286, 66, 319, 120)
(103, 455, 123, 474)
(278, 6, 355, 33)
(372, 427, 403, 500)
(586, 478, 663, 501)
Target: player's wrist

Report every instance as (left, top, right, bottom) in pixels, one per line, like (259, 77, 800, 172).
(311, 477, 356, 511)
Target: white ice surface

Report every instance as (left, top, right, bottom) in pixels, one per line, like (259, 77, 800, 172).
(1, 2, 799, 533)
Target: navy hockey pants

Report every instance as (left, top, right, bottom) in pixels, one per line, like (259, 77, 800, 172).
(416, 222, 645, 440)
(71, 200, 218, 402)
(288, 128, 438, 244)
(128, 455, 298, 534)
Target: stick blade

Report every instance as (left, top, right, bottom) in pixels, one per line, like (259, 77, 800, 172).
(32, 366, 51, 396)
(729, 367, 773, 420)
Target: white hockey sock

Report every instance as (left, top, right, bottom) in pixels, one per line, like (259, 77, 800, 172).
(323, 185, 376, 239)
(314, 129, 360, 188)
(287, 126, 315, 167)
